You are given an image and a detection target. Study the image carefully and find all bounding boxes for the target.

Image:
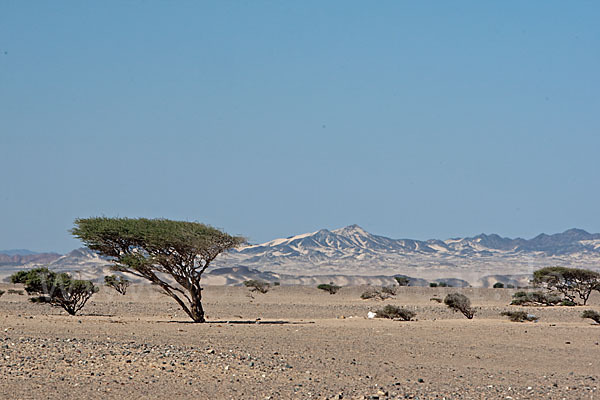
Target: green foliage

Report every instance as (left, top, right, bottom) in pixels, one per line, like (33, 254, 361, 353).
(510, 291, 562, 306)
(444, 293, 475, 319)
(273, 282, 280, 286)
(72, 217, 244, 322)
(394, 276, 410, 287)
(317, 283, 340, 295)
(375, 305, 416, 321)
(381, 286, 397, 296)
(429, 282, 438, 288)
(581, 310, 600, 324)
(500, 311, 538, 322)
(533, 266, 600, 305)
(360, 287, 394, 300)
(437, 282, 450, 287)
(244, 280, 270, 294)
(493, 282, 505, 289)
(0, 290, 4, 297)
(10, 267, 98, 315)
(104, 274, 131, 295)
(7, 289, 24, 295)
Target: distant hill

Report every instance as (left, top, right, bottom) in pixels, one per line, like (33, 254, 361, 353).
(2, 226, 600, 286)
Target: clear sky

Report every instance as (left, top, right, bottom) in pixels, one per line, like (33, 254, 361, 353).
(1, 1, 599, 253)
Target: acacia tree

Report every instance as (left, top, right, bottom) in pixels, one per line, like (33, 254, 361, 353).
(104, 274, 131, 295)
(72, 217, 244, 322)
(533, 267, 600, 305)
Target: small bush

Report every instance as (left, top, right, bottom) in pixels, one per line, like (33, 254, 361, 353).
(9, 268, 98, 316)
(493, 282, 504, 289)
(244, 280, 270, 294)
(317, 283, 341, 295)
(104, 275, 131, 295)
(360, 287, 394, 300)
(273, 282, 280, 286)
(430, 297, 442, 303)
(429, 282, 438, 287)
(501, 311, 538, 322)
(510, 291, 562, 306)
(506, 284, 515, 289)
(7, 289, 24, 295)
(438, 282, 450, 287)
(581, 310, 600, 324)
(0, 290, 4, 297)
(444, 293, 475, 319)
(381, 286, 397, 296)
(375, 305, 416, 321)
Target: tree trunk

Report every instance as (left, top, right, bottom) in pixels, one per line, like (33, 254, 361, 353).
(189, 291, 205, 323)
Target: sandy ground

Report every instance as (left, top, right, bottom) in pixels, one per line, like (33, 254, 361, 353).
(1, 284, 599, 399)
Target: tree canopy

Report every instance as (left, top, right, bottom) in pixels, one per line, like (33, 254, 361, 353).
(72, 217, 245, 322)
(533, 266, 600, 305)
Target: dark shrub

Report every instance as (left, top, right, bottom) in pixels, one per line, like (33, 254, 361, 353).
(273, 282, 280, 286)
(429, 282, 438, 288)
(581, 310, 600, 324)
(10, 267, 98, 315)
(510, 291, 562, 306)
(444, 293, 475, 319)
(381, 286, 397, 296)
(0, 290, 4, 297)
(430, 297, 442, 303)
(360, 287, 393, 300)
(244, 280, 270, 294)
(7, 289, 24, 295)
(501, 311, 538, 322)
(506, 284, 515, 289)
(317, 283, 340, 295)
(375, 305, 416, 321)
(493, 282, 504, 289)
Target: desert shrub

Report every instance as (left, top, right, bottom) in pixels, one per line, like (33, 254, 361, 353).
(501, 311, 538, 322)
(429, 282, 438, 288)
(360, 287, 393, 300)
(317, 283, 340, 295)
(244, 280, 270, 294)
(430, 297, 442, 303)
(0, 290, 4, 297)
(375, 305, 415, 321)
(493, 282, 504, 289)
(533, 266, 600, 305)
(510, 291, 562, 306)
(273, 282, 280, 286)
(10, 268, 98, 315)
(7, 289, 24, 295)
(438, 282, 450, 287)
(506, 284, 515, 289)
(581, 310, 600, 324)
(394, 276, 410, 286)
(381, 286, 397, 296)
(560, 299, 577, 307)
(444, 293, 475, 319)
(104, 275, 131, 295)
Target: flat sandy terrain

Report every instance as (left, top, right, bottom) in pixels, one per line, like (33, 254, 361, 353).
(1, 284, 599, 399)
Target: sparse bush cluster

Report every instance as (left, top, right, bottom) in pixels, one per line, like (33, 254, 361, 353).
(375, 305, 415, 321)
(317, 283, 340, 295)
(444, 293, 475, 319)
(510, 291, 563, 306)
(10, 267, 98, 316)
(501, 310, 538, 322)
(533, 266, 600, 305)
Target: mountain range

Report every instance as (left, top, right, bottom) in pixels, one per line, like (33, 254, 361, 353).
(2, 226, 599, 287)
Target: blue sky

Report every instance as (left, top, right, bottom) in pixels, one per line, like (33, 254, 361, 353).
(1, 1, 599, 252)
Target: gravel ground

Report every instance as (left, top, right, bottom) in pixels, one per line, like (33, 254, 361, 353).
(1, 284, 599, 399)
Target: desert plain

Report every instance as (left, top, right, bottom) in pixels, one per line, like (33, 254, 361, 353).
(1, 284, 599, 400)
